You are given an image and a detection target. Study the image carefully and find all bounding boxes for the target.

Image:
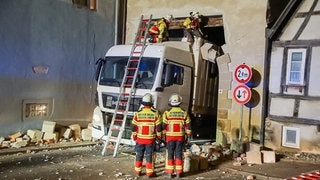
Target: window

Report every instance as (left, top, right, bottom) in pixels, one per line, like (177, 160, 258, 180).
(282, 126, 300, 148)
(286, 48, 307, 85)
(161, 63, 184, 86)
(23, 98, 53, 121)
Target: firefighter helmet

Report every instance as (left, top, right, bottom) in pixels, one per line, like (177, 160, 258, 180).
(164, 14, 173, 23)
(169, 93, 182, 106)
(141, 93, 153, 106)
(190, 11, 199, 18)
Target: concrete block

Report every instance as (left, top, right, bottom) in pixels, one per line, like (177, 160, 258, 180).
(248, 142, 263, 152)
(43, 132, 59, 141)
(200, 43, 216, 62)
(217, 53, 231, 64)
(27, 129, 44, 142)
(81, 128, 92, 141)
(261, 150, 276, 163)
(60, 127, 72, 139)
(219, 80, 231, 90)
(246, 150, 262, 164)
(42, 120, 56, 133)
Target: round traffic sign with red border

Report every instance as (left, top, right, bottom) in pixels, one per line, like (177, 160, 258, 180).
(234, 64, 252, 83)
(233, 84, 252, 104)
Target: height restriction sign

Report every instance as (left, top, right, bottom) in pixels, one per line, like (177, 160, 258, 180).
(234, 64, 252, 84)
(233, 84, 251, 104)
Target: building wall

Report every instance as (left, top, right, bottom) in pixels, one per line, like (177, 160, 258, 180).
(266, 0, 320, 154)
(0, 0, 115, 136)
(126, 0, 267, 143)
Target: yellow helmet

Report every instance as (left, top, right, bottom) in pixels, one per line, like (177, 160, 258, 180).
(141, 93, 153, 106)
(169, 93, 182, 106)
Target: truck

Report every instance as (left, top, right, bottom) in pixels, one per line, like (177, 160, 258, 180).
(91, 16, 222, 154)
(91, 37, 220, 146)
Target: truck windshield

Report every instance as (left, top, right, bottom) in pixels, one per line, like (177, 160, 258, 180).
(99, 56, 159, 89)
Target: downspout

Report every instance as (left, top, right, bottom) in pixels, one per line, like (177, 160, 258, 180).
(261, 30, 271, 146)
(114, 0, 119, 45)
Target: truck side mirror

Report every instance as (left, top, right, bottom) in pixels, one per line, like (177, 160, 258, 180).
(163, 64, 174, 86)
(95, 58, 105, 81)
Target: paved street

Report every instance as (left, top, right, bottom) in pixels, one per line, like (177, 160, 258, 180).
(1, 142, 320, 180)
(0, 143, 246, 180)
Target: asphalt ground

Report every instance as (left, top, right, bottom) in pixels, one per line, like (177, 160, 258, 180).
(0, 141, 319, 180)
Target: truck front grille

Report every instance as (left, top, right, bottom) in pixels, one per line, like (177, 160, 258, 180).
(102, 93, 141, 112)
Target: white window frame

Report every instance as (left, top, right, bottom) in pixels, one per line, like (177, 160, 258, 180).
(285, 48, 307, 85)
(282, 126, 300, 148)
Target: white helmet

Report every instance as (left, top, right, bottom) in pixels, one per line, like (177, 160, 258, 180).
(141, 93, 153, 106)
(164, 14, 173, 23)
(169, 93, 182, 106)
(190, 11, 199, 18)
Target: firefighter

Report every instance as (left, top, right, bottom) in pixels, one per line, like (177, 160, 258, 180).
(131, 93, 162, 178)
(148, 15, 173, 43)
(183, 11, 203, 45)
(162, 93, 192, 178)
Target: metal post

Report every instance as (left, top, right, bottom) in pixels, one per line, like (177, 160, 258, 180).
(239, 104, 243, 141)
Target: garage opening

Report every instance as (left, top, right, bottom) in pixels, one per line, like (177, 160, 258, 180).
(168, 15, 225, 46)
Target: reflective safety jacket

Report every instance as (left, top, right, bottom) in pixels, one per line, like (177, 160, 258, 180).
(132, 106, 162, 144)
(148, 18, 168, 39)
(163, 107, 191, 142)
(183, 17, 200, 29)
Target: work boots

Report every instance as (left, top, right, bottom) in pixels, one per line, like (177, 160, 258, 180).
(176, 173, 183, 178)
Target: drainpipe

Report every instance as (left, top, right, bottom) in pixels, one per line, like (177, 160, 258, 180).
(261, 29, 272, 146)
(114, 0, 119, 45)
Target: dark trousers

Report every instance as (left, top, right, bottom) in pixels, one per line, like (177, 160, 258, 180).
(134, 143, 155, 176)
(165, 140, 184, 174)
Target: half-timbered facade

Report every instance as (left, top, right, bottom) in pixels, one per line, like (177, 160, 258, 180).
(265, 0, 320, 153)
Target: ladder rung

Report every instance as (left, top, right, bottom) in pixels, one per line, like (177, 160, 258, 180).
(130, 59, 139, 62)
(115, 119, 123, 122)
(109, 136, 118, 141)
(119, 100, 128, 104)
(139, 27, 146, 31)
(127, 67, 137, 70)
(137, 35, 144, 39)
(135, 43, 143, 46)
(124, 84, 132, 87)
(126, 76, 134, 79)
(142, 19, 149, 23)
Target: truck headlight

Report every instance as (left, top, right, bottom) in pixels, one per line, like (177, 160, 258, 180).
(93, 114, 102, 124)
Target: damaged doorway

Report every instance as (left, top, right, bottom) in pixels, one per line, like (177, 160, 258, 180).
(168, 15, 226, 141)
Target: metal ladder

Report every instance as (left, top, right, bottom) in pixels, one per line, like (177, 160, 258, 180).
(101, 15, 153, 157)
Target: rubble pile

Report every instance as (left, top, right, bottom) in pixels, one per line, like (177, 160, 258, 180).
(0, 120, 93, 149)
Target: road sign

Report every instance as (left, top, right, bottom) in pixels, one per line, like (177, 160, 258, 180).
(233, 84, 251, 104)
(234, 64, 252, 84)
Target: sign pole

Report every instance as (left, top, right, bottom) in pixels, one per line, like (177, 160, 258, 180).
(239, 104, 243, 141)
